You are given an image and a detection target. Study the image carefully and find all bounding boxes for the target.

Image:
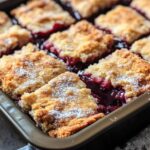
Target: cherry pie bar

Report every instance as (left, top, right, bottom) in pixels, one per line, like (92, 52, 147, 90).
(21, 72, 104, 138)
(60, 0, 119, 19)
(95, 5, 150, 44)
(0, 25, 32, 57)
(81, 50, 150, 113)
(44, 20, 115, 71)
(0, 44, 67, 99)
(131, 36, 150, 62)
(11, 0, 75, 37)
(0, 11, 12, 34)
(131, 0, 150, 20)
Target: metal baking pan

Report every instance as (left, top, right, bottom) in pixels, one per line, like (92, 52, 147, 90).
(1, 1, 150, 150)
(1, 92, 150, 150)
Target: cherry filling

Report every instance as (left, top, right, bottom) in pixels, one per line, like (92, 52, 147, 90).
(43, 42, 115, 72)
(80, 73, 126, 114)
(12, 17, 68, 38)
(0, 48, 16, 58)
(59, 1, 120, 21)
(32, 23, 68, 38)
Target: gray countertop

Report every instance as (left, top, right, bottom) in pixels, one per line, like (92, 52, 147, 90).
(1, 111, 150, 150)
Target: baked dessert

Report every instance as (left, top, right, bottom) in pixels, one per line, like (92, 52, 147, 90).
(95, 5, 150, 44)
(0, 44, 67, 99)
(1, 0, 150, 139)
(131, 36, 150, 62)
(21, 72, 104, 138)
(60, 0, 119, 19)
(131, 0, 150, 20)
(81, 49, 150, 113)
(44, 20, 115, 71)
(11, 0, 75, 37)
(0, 11, 12, 34)
(0, 25, 32, 57)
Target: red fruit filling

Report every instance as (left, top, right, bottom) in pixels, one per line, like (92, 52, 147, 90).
(80, 73, 126, 114)
(43, 42, 115, 72)
(31, 23, 68, 38)
(0, 48, 15, 58)
(12, 18, 67, 38)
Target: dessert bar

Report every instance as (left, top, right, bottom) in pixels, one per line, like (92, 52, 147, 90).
(11, 0, 75, 37)
(95, 5, 150, 44)
(60, 0, 119, 19)
(81, 50, 150, 113)
(0, 25, 32, 57)
(0, 44, 67, 99)
(21, 72, 104, 138)
(44, 20, 115, 71)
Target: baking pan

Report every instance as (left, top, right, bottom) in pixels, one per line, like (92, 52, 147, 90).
(1, 1, 150, 150)
(1, 91, 150, 150)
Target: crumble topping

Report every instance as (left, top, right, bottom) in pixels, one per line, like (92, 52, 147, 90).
(61, 0, 119, 18)
(131, 0, 150, 19)
(0, 11, 12, 33)
(11, 0, 75, 34)
(84, 49, 150, 100)
(0, 43, 67, 99)
(131, 36, 150, 62)
(21, 72, 104, 137)
(95, 5, 150, 43)
(0, 25, 31, 56)
(46, 20, 114, 64)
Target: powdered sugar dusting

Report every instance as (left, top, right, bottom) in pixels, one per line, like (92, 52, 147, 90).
(49, 108, 94, 120)
(15, 68, 36, 78)
(14, 60, 44, 92)
(51, 82, 78, 102)
(116, 75, 140, 90)
(19, 79, 42, 89)
(15, 61, 36, 78)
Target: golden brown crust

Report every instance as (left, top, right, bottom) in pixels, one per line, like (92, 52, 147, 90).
(131, 0, 150, 19)
(131, 36, 150, 62)
(95, 5, 150, 43)
(47, 20, 114, 63)
(85, 49, 150, 101)
(11, 0, 75, 33)
(0, 25, 31, 56)
(0, 11, 12, 33)
(0, 44, 67, 99)
(62, 0, 118, 18)
(21, 72, 104, 137)
(48, 113, 104, 138)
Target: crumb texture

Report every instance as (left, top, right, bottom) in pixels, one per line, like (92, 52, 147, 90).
(95, 5, 150, 43)
(47, 20, 114, 63)
(61, 0, 119, 17)
(85, 49, 150, 100)
(0, 44, 67, 99)
(11, 0, 75, 34)
(21, 72, 104, 138)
